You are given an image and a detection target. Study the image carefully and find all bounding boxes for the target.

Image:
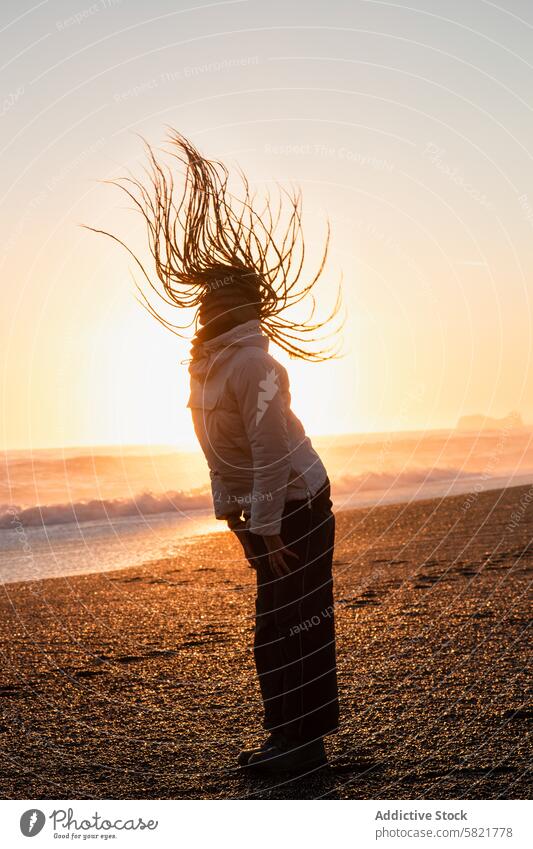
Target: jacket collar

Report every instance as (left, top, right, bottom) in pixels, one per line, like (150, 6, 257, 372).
(189, 320, 268, 380)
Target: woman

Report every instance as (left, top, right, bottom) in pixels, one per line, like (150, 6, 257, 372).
(94, 131, 342, 773)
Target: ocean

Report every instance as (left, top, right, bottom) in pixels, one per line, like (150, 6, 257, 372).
(2, 428, 532, 583)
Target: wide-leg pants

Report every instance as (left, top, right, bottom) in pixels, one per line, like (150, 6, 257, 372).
(245, 480, 339, 742)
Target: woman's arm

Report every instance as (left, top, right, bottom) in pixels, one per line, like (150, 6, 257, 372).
(231, 353, 291, 535)
(230, 353, 298, 575)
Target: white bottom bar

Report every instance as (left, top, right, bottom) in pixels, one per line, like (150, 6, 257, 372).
(1, 799, 531, 848)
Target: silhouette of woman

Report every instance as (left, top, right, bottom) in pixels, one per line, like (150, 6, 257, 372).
(93, 131, 343, 773)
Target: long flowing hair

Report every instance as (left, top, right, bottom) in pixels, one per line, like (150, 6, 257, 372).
(88, 130, 343, 360)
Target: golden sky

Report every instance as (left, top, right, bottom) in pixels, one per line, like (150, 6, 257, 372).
(1, 0, 532, 449)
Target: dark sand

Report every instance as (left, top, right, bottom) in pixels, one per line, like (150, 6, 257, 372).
(0, 484, 531, 800)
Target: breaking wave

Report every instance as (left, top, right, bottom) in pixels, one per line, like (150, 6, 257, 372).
(0, 489, 212, 529)
(332, 466, 482, 493)
(0, 466, 486, 529)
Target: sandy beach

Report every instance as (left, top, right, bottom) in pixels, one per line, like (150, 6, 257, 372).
(0, 483, 531, 800)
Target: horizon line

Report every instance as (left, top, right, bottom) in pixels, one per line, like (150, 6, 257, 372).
(3, 421, 532, 455)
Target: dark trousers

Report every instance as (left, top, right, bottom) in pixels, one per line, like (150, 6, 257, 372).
(245, 480, 339, 742)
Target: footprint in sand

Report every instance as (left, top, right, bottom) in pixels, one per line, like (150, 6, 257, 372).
(344, 599, 381, 609)
(500, 708, 533, 721)
(0, 686, 20, 697)
(109, 576, 144, 584)
(114, 655, 146, 664)
(73, 670, 105, 679)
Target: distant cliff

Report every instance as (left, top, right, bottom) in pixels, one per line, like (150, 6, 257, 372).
(456, 411, 524, 431)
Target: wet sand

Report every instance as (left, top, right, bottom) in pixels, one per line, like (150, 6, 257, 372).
(0, 483, 531, 800)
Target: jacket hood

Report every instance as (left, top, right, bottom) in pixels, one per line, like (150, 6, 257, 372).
(188, 320, 269, 382)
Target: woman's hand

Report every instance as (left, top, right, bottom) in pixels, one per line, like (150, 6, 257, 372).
(227, 519, 299, 576)
(261, 534, 299, 578)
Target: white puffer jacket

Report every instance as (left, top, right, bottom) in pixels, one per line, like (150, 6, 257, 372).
(187, 320, 327, 535)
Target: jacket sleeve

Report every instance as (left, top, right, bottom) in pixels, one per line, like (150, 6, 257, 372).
(231, 353, 291, 535)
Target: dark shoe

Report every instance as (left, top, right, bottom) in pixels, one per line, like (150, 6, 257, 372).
(237, 733, 281, 766)
(246, 737, 327, 773)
